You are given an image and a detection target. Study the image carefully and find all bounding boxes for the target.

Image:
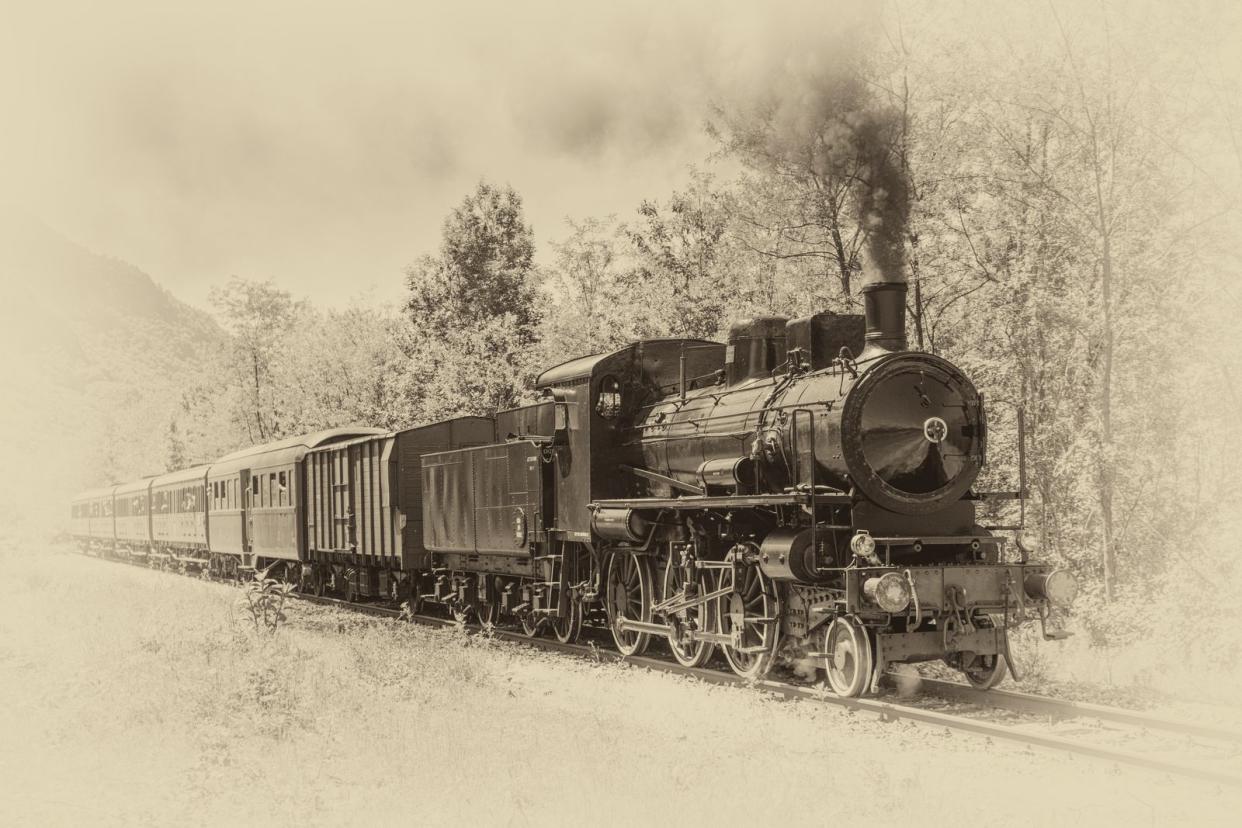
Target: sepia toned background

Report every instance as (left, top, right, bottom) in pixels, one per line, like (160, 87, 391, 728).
(2, 1, 1242, 824)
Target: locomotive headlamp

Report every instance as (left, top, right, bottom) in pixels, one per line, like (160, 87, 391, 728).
(1016, 532, 1041, 555)
(850, 531, 877, 559)
(863, 572, 912, 613)
(1024, 569, 1078, 605)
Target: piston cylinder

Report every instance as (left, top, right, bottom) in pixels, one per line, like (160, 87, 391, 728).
(591, 508, 651, 543)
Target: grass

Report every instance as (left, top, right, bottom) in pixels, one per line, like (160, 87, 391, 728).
(2, 540, 1241, 826)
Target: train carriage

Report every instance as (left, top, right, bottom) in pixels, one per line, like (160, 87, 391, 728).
(113, 477, 153, 560)
(71, 486, 115, 553)
(206, 428, 385, 577)
(150, 466, 209, 567)
(304, 417, 494, 600)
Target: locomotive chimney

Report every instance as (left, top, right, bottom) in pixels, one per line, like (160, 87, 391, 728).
(860, 281, 908, 356)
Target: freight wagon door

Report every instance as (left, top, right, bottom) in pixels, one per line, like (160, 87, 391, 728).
(306, 447, 353, 554)
(349, 438, 394, 562)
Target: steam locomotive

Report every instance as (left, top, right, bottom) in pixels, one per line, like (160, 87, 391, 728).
(71, 280, 1076, 696)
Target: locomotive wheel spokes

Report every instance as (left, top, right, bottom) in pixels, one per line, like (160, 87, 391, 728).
(822, 617, 875, 697)
(476, 599, 499, 630)
(716, 562, 779, 679)
(551, 600, 583, 644)
(520, 611, 542, 637)
(606, 551, 653, 656)
(661, 557, 715, 668)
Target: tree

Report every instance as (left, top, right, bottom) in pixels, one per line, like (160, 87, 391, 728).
(621, 176, 740, 339)
(405, 181, 539, 342)
(709, 42, 911, 301)
(540, 216, 634, 361)
(208, 277, 305, 443)
(403, 182, 541, 414)
(165, 417, 188, 472)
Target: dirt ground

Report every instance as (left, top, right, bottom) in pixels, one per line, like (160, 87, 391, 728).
(1, 545, 1239, 827)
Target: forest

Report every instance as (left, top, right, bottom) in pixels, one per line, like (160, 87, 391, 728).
(84, 4, 1241, 675)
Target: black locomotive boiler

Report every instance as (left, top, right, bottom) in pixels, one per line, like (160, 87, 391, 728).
(72, 280, 1075, 696)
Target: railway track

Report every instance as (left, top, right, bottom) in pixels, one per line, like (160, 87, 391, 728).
(75, 552, 1242, 788)
(296, 592, 1242, 788)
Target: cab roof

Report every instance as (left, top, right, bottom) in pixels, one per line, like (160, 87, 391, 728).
(536, 338, 720, 388)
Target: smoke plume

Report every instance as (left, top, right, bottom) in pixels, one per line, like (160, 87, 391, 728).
(853, 111, 911, 284)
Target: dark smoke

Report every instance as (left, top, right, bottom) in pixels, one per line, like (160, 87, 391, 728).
(715, 25, 914, 291)
(853, 111, 911, 284)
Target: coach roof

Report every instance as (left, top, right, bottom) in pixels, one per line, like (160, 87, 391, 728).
(114, 477, 155, 496)
(71, 485, 118, 503)
(209, 427, 386, 475)
(151, 465, 210, 489)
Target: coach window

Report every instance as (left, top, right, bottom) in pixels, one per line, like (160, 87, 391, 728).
(596, 375, 623, 419)
(277, 471, 288, 506)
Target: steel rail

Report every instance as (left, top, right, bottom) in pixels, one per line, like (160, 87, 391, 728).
(911, 676, 1242, 745)
(72, 553, 1242, 788)
(294, 594, 1242, 789)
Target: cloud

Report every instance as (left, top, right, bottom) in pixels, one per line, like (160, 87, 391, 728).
(0, 0, 875, 306)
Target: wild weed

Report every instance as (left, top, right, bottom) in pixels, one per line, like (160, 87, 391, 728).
(236, 566, 294, 634)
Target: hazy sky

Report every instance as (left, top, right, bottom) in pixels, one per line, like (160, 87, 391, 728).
(0, 0, 877, 308)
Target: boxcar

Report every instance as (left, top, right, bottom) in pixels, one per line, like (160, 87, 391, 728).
(303, 418, 494, 597)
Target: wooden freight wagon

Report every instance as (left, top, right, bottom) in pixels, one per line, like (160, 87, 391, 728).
(303, 417, 494, 599)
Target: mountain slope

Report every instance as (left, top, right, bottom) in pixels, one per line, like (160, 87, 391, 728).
(0, 211, 222, 531)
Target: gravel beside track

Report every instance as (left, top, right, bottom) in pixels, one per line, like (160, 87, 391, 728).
(287, 578, 1242, 788)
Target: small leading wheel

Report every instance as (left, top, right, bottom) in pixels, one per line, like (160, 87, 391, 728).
(551, 600, 583, 644)
(716, 561, 780, 680)
(606, 551, 653, 656)
(963, 653, 1008, 689)
(958, 615, 1008, 689)
(661, 556, 715, 668)
(822, 616, 875, 698)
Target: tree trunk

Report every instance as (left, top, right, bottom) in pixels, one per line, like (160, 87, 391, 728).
(1099, 231, 1117, 600)
(830, 221, 852, 297)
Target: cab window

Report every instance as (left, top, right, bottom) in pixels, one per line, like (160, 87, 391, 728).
(596, 375, 623, 419)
